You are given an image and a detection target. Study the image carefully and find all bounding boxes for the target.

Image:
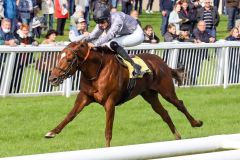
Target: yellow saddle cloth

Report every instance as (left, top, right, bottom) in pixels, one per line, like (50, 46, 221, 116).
(119, 56, 152, 78)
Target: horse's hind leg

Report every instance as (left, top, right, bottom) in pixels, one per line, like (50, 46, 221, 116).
(169, 97, 203, 127)
(141, 91, 181, 140)
(45, 91, 92, 138)
(157, 81, 203, 127)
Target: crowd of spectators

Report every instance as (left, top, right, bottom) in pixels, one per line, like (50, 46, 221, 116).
(0, 0, 239, 44)
(161, 0, 219, 41)
(157, 0, 240, 44)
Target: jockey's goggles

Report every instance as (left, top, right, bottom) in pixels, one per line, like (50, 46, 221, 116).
(95, 18, 110, 24)
(97, 20, 106, 24)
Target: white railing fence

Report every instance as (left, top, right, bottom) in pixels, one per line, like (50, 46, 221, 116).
(1, 134, 240, 160)
(0, 42, 240, 97)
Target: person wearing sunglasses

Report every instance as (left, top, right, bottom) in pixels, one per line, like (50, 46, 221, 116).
(86, 6, 144, 77)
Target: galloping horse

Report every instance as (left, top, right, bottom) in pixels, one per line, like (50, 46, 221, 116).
(45, 40, 203, 147)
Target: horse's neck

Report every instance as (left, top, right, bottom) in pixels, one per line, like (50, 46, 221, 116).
(79, 50, 113, 80)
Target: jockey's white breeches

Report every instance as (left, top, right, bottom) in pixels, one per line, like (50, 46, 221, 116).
(105, 25, 144, 49)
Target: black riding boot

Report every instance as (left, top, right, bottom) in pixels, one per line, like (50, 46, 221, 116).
(110, 41, 142, 76)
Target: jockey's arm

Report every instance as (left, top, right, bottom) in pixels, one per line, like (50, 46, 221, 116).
(93, 20, 123, 47)
(85, 25, 104, 42)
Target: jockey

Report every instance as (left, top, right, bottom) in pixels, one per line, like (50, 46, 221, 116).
(86, 6, 144, 76)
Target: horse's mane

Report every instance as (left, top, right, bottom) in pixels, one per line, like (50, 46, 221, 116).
(68, 41, 116, 56)
(92, 46, 116, 55)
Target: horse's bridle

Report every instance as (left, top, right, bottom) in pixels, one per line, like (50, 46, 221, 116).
(55, 45, 103, 82)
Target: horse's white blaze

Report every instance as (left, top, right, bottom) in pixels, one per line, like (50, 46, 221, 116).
(60, 52, 66, 60)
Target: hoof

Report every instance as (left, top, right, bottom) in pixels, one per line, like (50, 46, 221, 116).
(174, 134, 181, 140)
(191, 120, 203, 127)
(174, 130, 181, 140)
(45, 131, 56, 138)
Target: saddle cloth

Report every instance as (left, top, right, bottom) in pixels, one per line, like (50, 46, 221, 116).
(118, 56, 152, 78)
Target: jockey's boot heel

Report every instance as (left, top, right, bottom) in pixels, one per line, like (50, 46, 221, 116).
(132, 63, 142, 77)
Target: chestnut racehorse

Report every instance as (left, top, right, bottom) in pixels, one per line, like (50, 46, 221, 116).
(45, 41, 203, 147)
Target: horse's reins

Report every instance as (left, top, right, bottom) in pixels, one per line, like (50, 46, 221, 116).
(81, 46, 91, 64)
(55, 45, 103, 82)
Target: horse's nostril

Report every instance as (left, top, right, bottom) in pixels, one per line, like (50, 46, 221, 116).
(49, 76, 57, 82)
(52, 78, 57, 82)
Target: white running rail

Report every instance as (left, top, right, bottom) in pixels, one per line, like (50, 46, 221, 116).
(0, 134, 240, 160)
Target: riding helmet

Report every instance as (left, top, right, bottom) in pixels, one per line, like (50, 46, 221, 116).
(93, 6, 111, 24)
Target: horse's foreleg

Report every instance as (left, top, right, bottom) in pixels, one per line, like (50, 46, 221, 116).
(104, 99, 115, 147)
(141, 91, 181, 140)
(45, 92, 92, 138)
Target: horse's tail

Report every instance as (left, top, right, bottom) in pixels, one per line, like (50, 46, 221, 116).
(171, 66, 185, 86)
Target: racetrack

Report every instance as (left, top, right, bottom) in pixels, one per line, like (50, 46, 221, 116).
(0, 86, 240, 157)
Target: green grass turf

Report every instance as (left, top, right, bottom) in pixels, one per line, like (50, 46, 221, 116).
(0, 86, 240, 157)
(37, 12, 230, 43)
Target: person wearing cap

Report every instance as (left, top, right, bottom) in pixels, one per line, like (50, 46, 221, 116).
(69, 17, 89, 42)
(85, 6, 144, 77)
(42, 29, 58, 44)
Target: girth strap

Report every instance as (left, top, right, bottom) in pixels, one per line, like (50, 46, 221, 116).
(116, 78, 136, 105)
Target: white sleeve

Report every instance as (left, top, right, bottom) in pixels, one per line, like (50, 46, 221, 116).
(169, 12, 182, 24)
